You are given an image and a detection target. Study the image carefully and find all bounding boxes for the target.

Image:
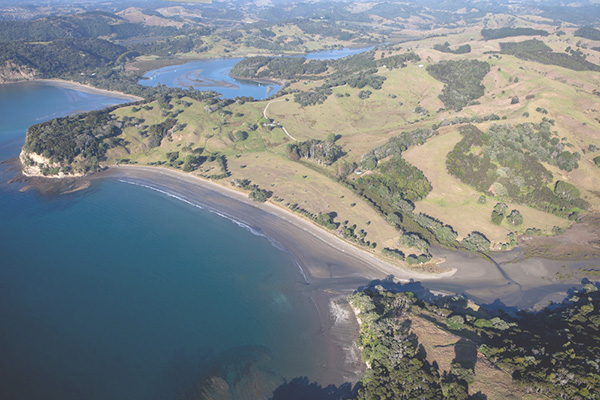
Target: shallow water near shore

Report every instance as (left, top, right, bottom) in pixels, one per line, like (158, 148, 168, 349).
(139, 46, 375, 99)
(0, 82, 331, 399)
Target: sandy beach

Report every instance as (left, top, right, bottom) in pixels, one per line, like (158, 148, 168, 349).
(20, 79, 144, 102)
(87, 164, 599, 387)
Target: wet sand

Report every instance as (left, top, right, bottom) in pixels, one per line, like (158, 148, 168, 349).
(91, 165, 599, 385)
(31, 79, 143, 102)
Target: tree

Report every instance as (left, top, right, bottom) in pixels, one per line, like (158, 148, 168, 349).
(491, 202, 508, 225)
(462, 231, 491, 252)
(554, 180, 580, 201)
(506, 209, 523, 225)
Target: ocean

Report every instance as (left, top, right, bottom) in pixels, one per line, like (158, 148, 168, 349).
(0, 81, 326, 400)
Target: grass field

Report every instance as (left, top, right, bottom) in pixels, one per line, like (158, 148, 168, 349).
(411, 315, 546, 400)
(98, 20, 600, 260)
(403, 129, 570, 245)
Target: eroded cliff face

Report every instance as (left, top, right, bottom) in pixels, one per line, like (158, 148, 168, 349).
(19, 150, 84, 178)
(0, 61, 37, 83)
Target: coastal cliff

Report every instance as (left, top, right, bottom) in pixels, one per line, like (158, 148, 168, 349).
(0, 61, 36, 83)
(19, 149, 85, 178)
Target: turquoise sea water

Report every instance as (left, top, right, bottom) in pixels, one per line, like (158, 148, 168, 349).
(0, 83, 325, 399)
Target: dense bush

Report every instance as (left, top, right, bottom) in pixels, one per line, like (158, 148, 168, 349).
(575, 26, 600, 40)
(287, 138, 344, 165)
(447, 124, 587, 216)
(433, 42, 471, 54)
(500, 39, 600, 72)
(350, 284, 600, 400)
(427, 60, 490, 110)
(481, 27, 549, 40)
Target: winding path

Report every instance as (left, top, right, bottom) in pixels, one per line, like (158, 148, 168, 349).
(263, 100, 297, 142)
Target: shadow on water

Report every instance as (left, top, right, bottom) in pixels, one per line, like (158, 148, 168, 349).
(165, 345, 359, 400)
(270, 377, 357, 400)
(174, 345, 285, 400)
(358, 276, 598, 315)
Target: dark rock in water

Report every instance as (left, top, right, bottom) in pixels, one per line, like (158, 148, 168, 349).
(198, 377, 233, 400)
(183, 345, 284, 400)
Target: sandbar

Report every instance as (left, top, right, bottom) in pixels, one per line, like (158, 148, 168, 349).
(19, 79, 143, 102)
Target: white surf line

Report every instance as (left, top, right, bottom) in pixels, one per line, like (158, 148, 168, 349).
(118, 178, 311, 284)
(263, 100, 297, 142)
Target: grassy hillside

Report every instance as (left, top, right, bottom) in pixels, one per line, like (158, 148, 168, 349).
(20, 11, 600, 267)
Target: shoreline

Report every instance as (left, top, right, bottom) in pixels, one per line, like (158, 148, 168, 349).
(104, 165, 455, 283)
(14, 162, 599, 387)
(96, 165, 456, 387)
(1, 78, 144, 102)
(94, 165, 598, 306)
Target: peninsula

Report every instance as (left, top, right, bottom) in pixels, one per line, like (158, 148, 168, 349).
(4, 0, 600, 398)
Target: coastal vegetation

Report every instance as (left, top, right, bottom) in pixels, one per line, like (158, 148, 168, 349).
(6, 1, 600, 399)
(349, 283, 600, 399)
(446, 123, 587, 218)
(12, 0, 600, 262)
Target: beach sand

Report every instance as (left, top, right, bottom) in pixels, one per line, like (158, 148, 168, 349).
(97, 165, 454, 387)
(30, 79, 143, 102)
(89, 165, 600, 387)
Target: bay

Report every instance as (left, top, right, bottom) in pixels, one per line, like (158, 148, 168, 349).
(0, 82, 326, 400)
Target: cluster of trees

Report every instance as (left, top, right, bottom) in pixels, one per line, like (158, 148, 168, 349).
(0, 38, 128, 77)
(288, 204, 339, 230)
(231, 178, 273, 202)
(481, 27, 549, 40)
(340, 221, 377, 249)
(296, 20, 355, 41)
(130, 35, 210, 57)
(355, 156, 432, 205)
(433, 42, 471, 54)
(461, 231, 491, 251)
(446, 124, 587, 217)
(145, 118, 176, 148)
(500, 39, 600, 72)
(412, 213, 458, 244)
(435, 113, 500, 129)
(399, 232, 430, 253)
(349, 283, 600, 400)
(396, 232, 434, 264)
(23, 105, 127, 174)
(346, 127, 469, 251)
(575, 26, 600, 41)
(0, 12, 180, 42)
(326, 50, 419, 89)
(293, 87, 332, 106)
(491, 202, 523, 226)
(233, 49, 419, 106)
(361, 127, 438, 170)
(286, 137, 344, 165)
(348, 288, 482, 399)
(230, 56, 327, 79)
(427, 59, 490, 110)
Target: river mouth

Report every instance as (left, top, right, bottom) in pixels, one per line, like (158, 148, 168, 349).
(138, 46, 375, 99)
